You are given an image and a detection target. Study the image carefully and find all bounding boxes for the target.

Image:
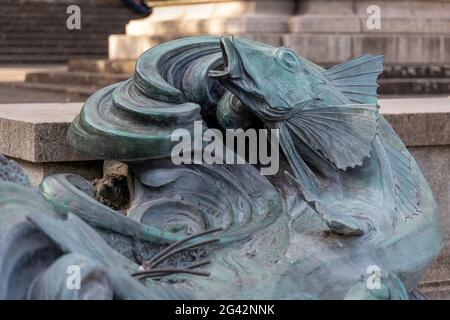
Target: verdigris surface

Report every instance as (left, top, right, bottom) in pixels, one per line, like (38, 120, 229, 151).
(0, 36, 442, 299)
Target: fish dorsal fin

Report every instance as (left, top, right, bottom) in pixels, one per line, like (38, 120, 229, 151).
(324, 55, 384, 104)
(287, 103, 379, 170)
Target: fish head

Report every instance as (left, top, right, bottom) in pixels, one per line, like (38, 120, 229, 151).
(209, 36, 315, 121)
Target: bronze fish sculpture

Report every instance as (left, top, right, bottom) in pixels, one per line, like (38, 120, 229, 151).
(209, 36, 433, 235)
(0, 36, 442, 299)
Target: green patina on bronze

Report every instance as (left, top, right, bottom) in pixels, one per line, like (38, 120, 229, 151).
(0, 36, 442, 299)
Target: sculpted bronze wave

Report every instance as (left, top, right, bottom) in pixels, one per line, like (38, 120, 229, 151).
(0, 36, 442, 299)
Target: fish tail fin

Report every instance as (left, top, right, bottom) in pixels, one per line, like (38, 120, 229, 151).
(324, 55, 384, 104)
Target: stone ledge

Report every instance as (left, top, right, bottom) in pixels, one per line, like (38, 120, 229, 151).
(109, 33, 283, 60)
(13, 157, 103, 186)
(0, 98, 449, 164)
(283, 34, 450, 65)
(0, 102, 92, 162)
(380, 97, 450, 146)
(289, 16, 450, 34)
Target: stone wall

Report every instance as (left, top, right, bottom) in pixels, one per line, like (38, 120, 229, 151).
(109, 0, 450, 65)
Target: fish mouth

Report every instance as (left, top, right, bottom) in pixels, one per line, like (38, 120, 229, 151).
(208, 36, 242, 79)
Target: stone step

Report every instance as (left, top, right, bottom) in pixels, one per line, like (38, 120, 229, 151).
(0, 6, 139, 13)
(0, 13, 137, 22)
(12, 82, 98, 97)
(68, 59, 135, 74)
(0, 1, 138, 12)
(0, 39, 108, 47)
(0, 13, 136, 20)
(419, 279, 450, 300)
(381, 65, 450, 79)
(0, 11, 137, 19)
(378, 78, 450, 95)
(0, 0, 144, 63)
(22, 69, 450, 96)
(0, 47, 107, 55)
(2, 0, 132, 6)
(0, 24, 127, 33)
(0, 33, 111, 41)
(25, 71, 129, 88)
(0, 54, 106, 63)
(0, 22, 132, 30)
(1, 4, 136, 10)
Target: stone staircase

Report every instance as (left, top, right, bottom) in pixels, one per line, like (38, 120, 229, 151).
(0, 0, 146, 63)
(19, 58, 450, 98)
(379, 65, 450, 96)
(19, 58, 134, 96)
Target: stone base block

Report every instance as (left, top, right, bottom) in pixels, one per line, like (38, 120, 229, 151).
(409, 146, 450, 242)
(290, 16, 450, 34)
(0, 103, 94, 162)
(127, 15, 289, 37)
(127, 0, 295, 36)
(380, 98, 450, 147)
(283, 34, 450, 65)
(109, 35, 169, 60)
(419, 240, 450, 299)
(13, 158, 103, 186)
(109, 33, 283, 60)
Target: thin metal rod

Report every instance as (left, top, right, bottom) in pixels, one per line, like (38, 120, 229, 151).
(150, 238, 219, 268)
(186, 259, 210, 269)
(132, 268, 210, 279)
(145, 227, 223, 266)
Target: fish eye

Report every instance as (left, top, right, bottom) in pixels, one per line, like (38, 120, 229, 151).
(275, 48, 301, 72)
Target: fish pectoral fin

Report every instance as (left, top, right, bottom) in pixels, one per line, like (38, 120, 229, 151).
(324, 55, 384, 104)
(276, 122, 322, 201)
(287, 103, 379, 171)
(316, 202, 369, 236)
(284, 171, 367, 236)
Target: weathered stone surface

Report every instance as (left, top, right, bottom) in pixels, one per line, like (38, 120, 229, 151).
(68, 58, 135, 75)
(126, 0, 295, 36)
(409, 146, 450, 237)
(381, 65, 450, 79)
(127, 15, 289, 36)
(109, 0, 293, 60)
(25, 71, 129, 88)
(420, 240, 450, 299)
(360, 18, 450, 34)
(109, 35, 168, 60)
(380, 98, 450, 147)
(110, 33, 282, 60)
(0, 103, 92, 162)
(289, 15, 361, 33)
(353, 35, 446, 64)
(283, 34, 450, 65)
(13, 157, 102, 186)
(378, 78, 450, 95)
(285, 0, 450, 65)
(0, 0, 144, 63)
(282, 34, 352, 65)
